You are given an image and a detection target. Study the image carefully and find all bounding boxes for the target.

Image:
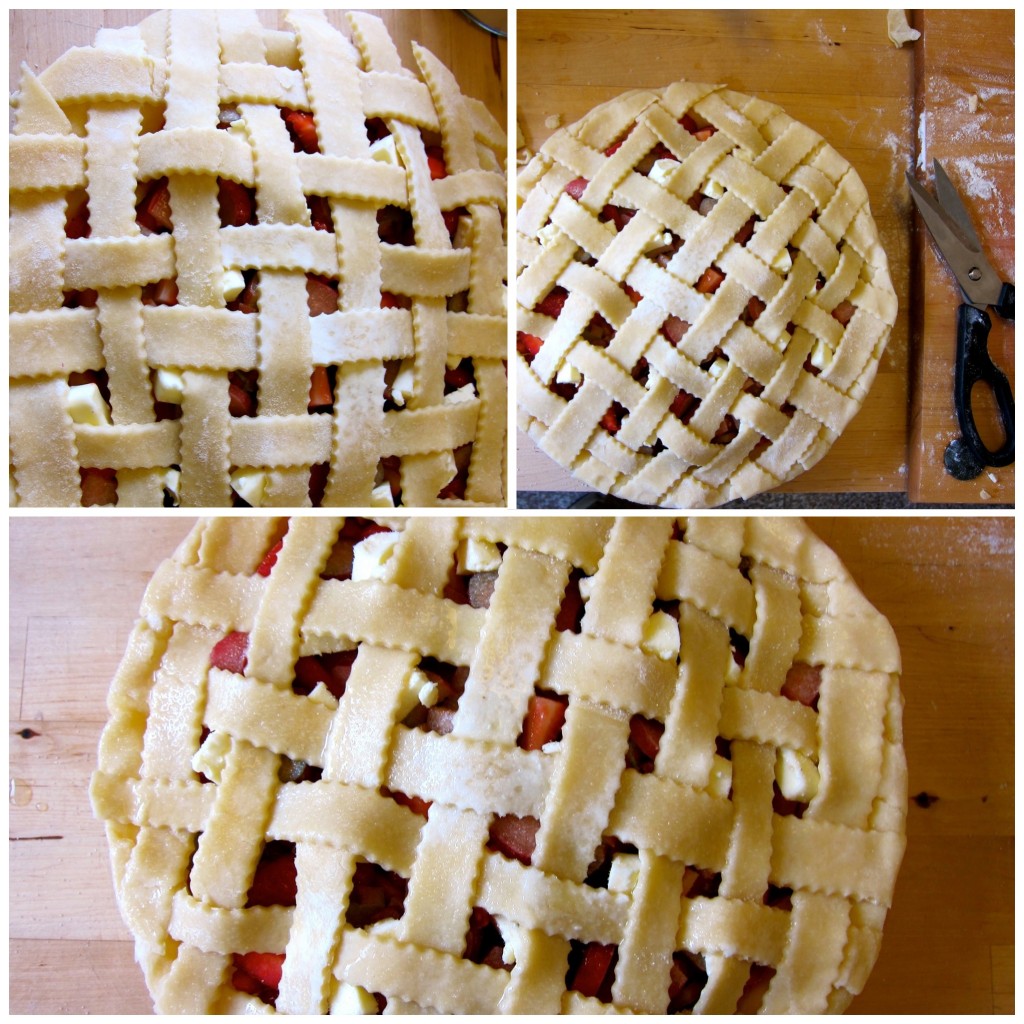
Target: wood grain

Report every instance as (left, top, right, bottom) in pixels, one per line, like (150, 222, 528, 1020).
(8, 515, 1014, 1014)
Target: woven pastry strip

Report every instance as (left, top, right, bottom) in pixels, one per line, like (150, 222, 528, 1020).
(93, 516, 906, 1014)
(10, 10, 507, 507)
(517, 82, 897, 507)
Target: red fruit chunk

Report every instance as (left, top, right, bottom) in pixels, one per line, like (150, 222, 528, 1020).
(662, 314, 690, 345)
(308, 365, 333, 410)
(306, 274, 338, 316)
(218, 178, 254, 227)
(517, 331, 544, 360)
(256, 539, 284, 577)
(832, 298, 856, 325)
(534, 286, 568, 318)
(488, 814, 539, 865)
(137, 179, 173, 233)
(211, 631, 249, 674)
(781, 662, 822, 707)
(568, 942, 617, 999)
(696, 265, 725, 294)
(80, 467, 117, 507)
(233, 951, 285, 994)
(519, 693, 568, 751)
(565, 176, 589, 200)
(247, 846, 298, 908)
(628, 714, 663, 764)
(426, 145, 447, 180)
(282, 109, 319, 154)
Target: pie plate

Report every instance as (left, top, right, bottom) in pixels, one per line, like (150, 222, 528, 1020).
(91, 515, 907, 1013)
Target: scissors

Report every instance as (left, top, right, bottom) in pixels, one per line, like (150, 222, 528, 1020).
(906, 159, 1014, 478)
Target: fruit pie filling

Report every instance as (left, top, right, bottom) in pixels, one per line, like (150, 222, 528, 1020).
(63, 110, 474, 507)
(199, 521, 824, 1011)
(518, 113, 858, 453)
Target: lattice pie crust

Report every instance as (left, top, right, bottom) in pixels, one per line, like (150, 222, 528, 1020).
(91, 515, 906, 1014)
(10, 10, 507, 507)
(517, 82, 898, 507)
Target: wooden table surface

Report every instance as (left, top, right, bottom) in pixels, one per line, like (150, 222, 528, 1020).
(515, 9, 1014, 506)
(9, 514, 1014, 1014)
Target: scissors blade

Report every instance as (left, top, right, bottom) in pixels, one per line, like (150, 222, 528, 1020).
(905, 167, 1004, 309)
(931, 159, 985, 250)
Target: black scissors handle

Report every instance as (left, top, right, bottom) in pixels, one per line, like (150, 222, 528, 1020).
(994, 281, 1015, 322)
(953, 302, 1014, 468)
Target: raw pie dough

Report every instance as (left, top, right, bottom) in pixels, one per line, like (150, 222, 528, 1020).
(517, 82, 898, 507)
(9, 10, 507, 507)
(91, 515, 906, 1013)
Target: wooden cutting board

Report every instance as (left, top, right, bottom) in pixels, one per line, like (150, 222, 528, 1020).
(516, 10, 1014, 505)
(9, 515, 1014, 1013)
(908, 10, 1014, 503)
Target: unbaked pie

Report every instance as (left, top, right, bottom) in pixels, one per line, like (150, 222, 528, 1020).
(10, 10, 507, 507)
(516, 82, 898, 507)
(91, 515, 906, 1013)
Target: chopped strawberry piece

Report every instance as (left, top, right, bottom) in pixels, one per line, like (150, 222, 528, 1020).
(517, 332, 544, 362)
(464, 906, 510, 969)
(628, 714, 664, 765)
(137, 179, 173, 233)
(745, 296, 766, 323)
(307, 195, 333, 231)
(247, 844, 297, 907)
(623, 284, 643, 305)
(365, 117, 389, 143)
(65, 197, 90, 239)
(519, 693, 569, 751)
(832, 299, 856, 325)
(781, 663, 822, 707)
(534, 286, 568, 318)
(256, 539, 284, 577)
(228, 369, 258, 417)
(488, 814, 539, 865)
(670, 390, 698, 423)
(600, 204, 635, 232)
(662, 315, 690, 346)
(380, 291, 410, 309)
(308, 365, 333, 410)
(80, 467, 117, 506)
(346, 862, 408, 928)
(735, 215, 757, 245)
(696, 265, 726, 294)
(233, 951, 285, 994)
(386, 789, 432, 818)
(306, 274, 338, 316)
(282, 109, 319, 154)
(218, 178, 255, 227)
(309, 461, 330, 505)
(568, 942, 617, 1000)
(565, 176, 589, 200)
(711, 414, 739, 445)
(444, 359, 474, 391)
(555, 569, 586, 633)
(601, 402, 626, 434)
(142, 278, 179, 307)
(228, 273, 258, 315)
(426, 145, 447, 180)
(679, 114, 700, 134)
(210, 631, 249, 674)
